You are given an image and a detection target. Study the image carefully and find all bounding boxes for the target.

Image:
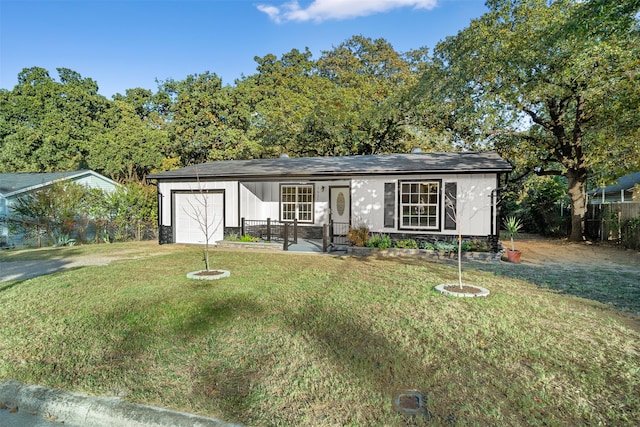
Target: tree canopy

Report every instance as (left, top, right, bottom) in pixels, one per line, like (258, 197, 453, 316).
(414, 0, 640, 241)
(1, 9, 639, 242)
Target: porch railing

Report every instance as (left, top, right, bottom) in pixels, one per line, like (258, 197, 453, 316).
(241, 218, 297, 250)
(322, 220, 350, 251)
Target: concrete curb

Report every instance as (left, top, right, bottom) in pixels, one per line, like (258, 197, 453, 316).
(0, 381, 243, 427)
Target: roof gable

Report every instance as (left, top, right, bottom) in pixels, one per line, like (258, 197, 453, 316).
(0, 170, 118, 197)
(147, 151, 513, 181)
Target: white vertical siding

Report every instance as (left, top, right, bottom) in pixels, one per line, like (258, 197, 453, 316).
(158, 181, 239, 227)
(240, 182, 279, 220)
(352, 173, 497, 236)
(159, 175, 498, 236)
(239, 183, 262, 220)
(314, 182, 330, 225)
(351, 179, 384, 230)
(448, 174, 495, 236)
(240, 181, 342, 226)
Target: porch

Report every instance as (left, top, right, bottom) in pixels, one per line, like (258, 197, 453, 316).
(237, 218, 348, 253)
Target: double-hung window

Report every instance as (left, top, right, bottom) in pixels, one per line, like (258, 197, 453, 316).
(281, 184, 314, 223)
(400, 181, 440, 230)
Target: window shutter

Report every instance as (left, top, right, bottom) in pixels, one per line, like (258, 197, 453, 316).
(444, 182, 457, 230)
(384, 183, 395, 228)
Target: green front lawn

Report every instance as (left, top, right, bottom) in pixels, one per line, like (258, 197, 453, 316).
(1, 243, 638, 426)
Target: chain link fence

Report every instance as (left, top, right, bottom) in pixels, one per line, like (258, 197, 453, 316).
(1, 216, 157, 249)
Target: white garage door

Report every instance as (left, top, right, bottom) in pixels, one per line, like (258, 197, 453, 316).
(174, 192, 224, 244)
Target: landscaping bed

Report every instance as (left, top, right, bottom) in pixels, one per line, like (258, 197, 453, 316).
(347, 246, 502, 261)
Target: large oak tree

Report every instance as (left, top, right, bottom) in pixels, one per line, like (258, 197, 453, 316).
(415, 0, 640, 241)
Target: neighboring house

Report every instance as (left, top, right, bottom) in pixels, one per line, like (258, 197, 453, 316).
(587, 172, 640, 204)
(0, 170, 119, 247)
(146, 151, 513, 247)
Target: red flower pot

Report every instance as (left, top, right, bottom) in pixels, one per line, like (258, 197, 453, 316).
(507, 250, 522, 263)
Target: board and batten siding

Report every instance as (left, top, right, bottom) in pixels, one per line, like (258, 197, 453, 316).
(351, 173, 497, 236)
(160, 175, 498, 236)
(158, 181, 239, 228)
(240, 180, 349, 226)
(240, 182, 279, 221)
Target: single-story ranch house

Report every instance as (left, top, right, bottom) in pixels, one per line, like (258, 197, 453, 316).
(146, 151, 513, 248)
(0, 170, 119, 247)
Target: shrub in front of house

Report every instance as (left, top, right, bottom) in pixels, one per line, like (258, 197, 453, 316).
(466, 238, 493, 252)
(434, 240, 457, 253)
(240, 234, 261, 243)
(419, 241, 436, 250)
(347, 223, 370, 247)
(394, 239, 418, 249)
(366, 234, 392, 249)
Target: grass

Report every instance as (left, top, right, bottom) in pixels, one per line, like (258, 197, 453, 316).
(468, 259, 640, 317)
(1, 242, 639, 426)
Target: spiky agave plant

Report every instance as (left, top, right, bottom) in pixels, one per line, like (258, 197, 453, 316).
(503, 216, 523, 251)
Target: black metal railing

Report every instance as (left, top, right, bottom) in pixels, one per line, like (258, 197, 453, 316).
(329, 220, 350, 246)
(241, 218, 297, 250)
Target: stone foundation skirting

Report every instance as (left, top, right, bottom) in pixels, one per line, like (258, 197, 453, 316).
(347, 246, 502, 261)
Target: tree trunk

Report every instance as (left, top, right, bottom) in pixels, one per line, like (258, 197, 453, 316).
(566, 168, 587, 242)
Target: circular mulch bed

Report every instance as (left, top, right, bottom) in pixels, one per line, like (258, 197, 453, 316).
(435, 283, 490, 298)
(186, 270, 230, 280)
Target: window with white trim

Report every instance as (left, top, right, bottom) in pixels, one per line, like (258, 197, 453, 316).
(400, 181, 440, 229)
(281, 184, 314, 223)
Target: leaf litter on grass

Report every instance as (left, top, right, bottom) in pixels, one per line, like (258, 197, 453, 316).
(0, 241, 639, 426)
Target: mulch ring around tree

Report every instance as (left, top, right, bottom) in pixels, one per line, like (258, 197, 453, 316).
(186, 270, 230, 280)
(435, 283, 490, 298)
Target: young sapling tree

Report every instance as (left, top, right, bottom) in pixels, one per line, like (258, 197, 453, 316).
(443, 184, 492, 289)
(183, 167, 221, 271)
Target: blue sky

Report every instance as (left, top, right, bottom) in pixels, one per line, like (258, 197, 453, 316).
(0, 0, 488, 98)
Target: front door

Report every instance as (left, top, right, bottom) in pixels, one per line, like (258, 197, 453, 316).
(329, 186, 350, 240)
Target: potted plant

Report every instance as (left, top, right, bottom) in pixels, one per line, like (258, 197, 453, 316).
(503, 216, 523, 263)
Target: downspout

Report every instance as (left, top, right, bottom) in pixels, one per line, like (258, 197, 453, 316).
(146, 178, 162, 244)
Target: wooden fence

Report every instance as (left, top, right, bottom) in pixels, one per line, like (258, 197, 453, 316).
(586, 202, 640, 249)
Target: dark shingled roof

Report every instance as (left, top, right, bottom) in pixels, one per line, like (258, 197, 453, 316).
(147, 151, 512, 181)
(0, 171, 90, 195)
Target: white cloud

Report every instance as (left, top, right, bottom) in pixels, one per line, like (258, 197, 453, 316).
(256, 0, 438, 23)
(256, 4, 283, 23)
